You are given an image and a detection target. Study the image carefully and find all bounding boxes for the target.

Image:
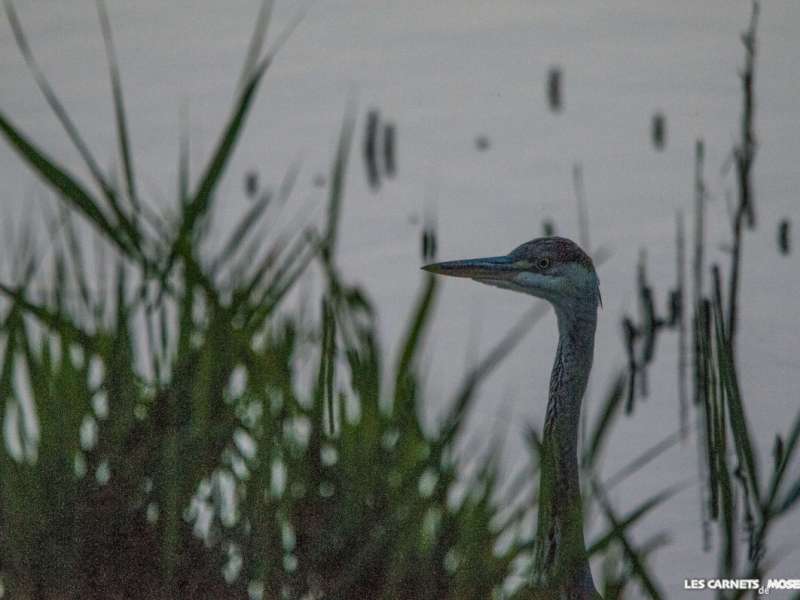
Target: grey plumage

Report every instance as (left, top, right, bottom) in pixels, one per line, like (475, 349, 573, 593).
(423, 236, 602, 599)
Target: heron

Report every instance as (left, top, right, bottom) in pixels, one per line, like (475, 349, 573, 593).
(423, 236, 602, 600)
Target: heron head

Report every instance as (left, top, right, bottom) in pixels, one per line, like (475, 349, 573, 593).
(422, 236, 601, 310)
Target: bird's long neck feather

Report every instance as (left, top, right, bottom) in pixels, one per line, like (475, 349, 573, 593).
(533, 302, 598, 597)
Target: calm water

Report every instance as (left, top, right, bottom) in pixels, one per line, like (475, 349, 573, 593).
(2, 1, 799, 596)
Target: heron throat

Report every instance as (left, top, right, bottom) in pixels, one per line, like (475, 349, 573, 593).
(532, 302, 599, 598)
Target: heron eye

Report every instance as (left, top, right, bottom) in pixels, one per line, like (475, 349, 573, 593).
(537, 257, 551, 270)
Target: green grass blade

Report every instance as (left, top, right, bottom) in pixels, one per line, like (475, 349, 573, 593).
(162, 34, 286, 287)
(319, 297, 337, 434)
(592, 479, 666, 600)
(96, 0, 139, 211)
(779, 478, 800, 514)
(765, 410, 800, 512)
(322, 98, 356, 263)
(178, 104, 190, 204)
(241, 232, 317, 333)
(442, 301, 549, 445)
(0, 282, 98, 352)
(237, 0, 274, 91)
(0, 110, 133, 257)
(712, 265, 761, 506)
(3, 0, 112, 199)
(61, 210, 92, 312)
(4, 0, 142, 256)
(184, 42, 275, 234)
(584, 370, 626, 467)
(212, 194, 271, 276)
(588, 484, 682, 557)
(161, 8, 305, 289)
(604, 428, 684, 491)
(717, 438, 735, 581)
(393, 273, 437, 407)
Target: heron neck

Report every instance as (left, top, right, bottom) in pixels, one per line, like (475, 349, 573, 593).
(552, 303, 596, 420)
(533, 302, 598, 597)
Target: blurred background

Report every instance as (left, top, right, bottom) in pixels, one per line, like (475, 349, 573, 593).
(1, 1, 799, 598)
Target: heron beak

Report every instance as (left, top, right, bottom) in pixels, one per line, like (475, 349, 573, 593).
(422, 255, 516, 281)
